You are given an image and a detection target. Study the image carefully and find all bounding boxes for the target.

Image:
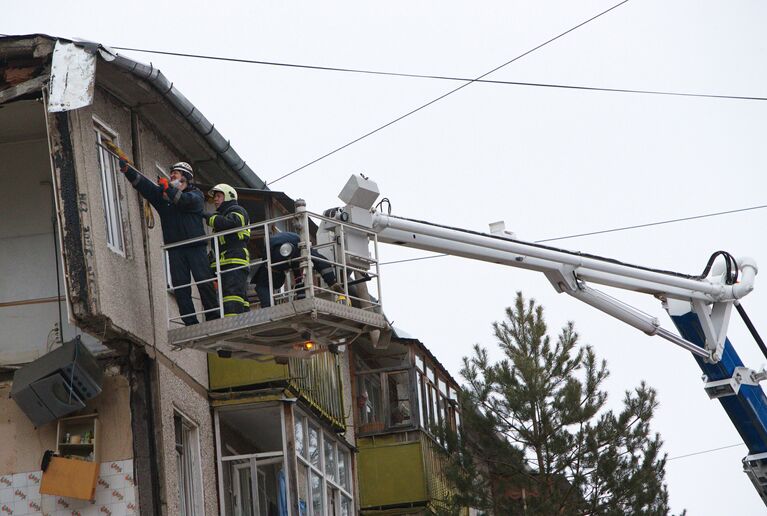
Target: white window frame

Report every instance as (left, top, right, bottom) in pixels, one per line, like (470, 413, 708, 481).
(214, 404, 291, 516)
(295, 411, 354, 516)
(93, 117, 126, 255)
(174, 410, 205, 516)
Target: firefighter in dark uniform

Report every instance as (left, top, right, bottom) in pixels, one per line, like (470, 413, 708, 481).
(204, 184, 251, 316)
(253, 232, 342, 308)
(119, 159, 219, 325)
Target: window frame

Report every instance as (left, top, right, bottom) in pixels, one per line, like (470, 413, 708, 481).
(294, 410, 354, 516)
(213, 404, 291, 516)
(174, 410, 205, 516)
(413, 352, 460, 444)
(93, 116, 127, 256)
(355, 369, 418, 434)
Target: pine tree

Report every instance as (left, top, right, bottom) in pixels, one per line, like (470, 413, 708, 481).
(445, 292, 678, 515)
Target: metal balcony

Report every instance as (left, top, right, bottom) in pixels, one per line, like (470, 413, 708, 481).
(164, 205, 388, 359)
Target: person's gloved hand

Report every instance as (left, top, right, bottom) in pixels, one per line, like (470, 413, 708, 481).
(158, 177, 170, 192)
(118, 158, 129, 173)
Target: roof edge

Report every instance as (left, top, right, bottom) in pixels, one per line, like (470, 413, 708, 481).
(1, 34, 266, 189)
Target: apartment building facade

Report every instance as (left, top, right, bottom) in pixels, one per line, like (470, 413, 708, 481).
(0, 34, 463, 516)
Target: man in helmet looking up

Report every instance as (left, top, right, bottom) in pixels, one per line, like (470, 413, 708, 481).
(119, 159, 219, 325)
(204, 184, 251, 317)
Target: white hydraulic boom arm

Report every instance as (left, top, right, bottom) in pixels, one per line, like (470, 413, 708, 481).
(369, 211, 756, 363)
(320, 175, 767, 505)
(324, 175, 756, 364)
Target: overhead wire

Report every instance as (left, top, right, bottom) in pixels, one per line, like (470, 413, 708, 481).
(110, 46, 767, 104)
(666, 442, 744, 462)
(264, 0, 630, 185)
(379, 203, 767, 266)
(0, 36, 761, 104)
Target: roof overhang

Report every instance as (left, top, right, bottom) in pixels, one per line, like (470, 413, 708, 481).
(0, 34, 266, 189)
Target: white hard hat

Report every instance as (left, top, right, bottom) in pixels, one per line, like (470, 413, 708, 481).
(209, 183, 237, 202)
(170, 162, 194, 180)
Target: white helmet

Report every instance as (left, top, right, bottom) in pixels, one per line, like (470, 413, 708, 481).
(170, 162, 194, 180)
(209, 183, 237, 202)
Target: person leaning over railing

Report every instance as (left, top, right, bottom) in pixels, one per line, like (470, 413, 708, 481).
(118, 159, 219, 326)
(252, 232, 343, 308)
(203, 184, 251, 317)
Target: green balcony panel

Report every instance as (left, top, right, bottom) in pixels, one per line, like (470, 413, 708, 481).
(208, 353, 346, 428)
(358, 437, 427, 509)
(208, 354, 288, 390)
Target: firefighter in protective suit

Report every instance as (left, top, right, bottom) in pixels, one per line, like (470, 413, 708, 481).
(204, 184, 251, 317)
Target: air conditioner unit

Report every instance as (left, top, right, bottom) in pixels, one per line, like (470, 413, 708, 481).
(10, 336, 103, 427)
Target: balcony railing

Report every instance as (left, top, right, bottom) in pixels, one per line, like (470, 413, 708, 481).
(162, 204, 388, 359)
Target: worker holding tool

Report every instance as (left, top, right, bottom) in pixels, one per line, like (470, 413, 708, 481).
(115, 150, 219, 325)
(203, 184, 251, 317)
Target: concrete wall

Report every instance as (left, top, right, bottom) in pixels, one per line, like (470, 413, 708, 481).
(0, 370, 133, 475)
(67, 91, 152, 341)
(64, 87, 209, 387)
(155, 361, 218, 515)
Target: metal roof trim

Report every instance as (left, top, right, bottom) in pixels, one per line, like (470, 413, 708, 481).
(104, 49, 266, 189)
(0, 34, 265, 189)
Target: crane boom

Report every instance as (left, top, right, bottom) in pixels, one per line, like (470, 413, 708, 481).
(321, 174, 767, 505)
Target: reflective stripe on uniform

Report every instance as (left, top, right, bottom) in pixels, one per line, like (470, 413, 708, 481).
(210, 248, 250, 268)
(223, 295, 250, 307)
(213, 257, 249, 267)
(233, 212, 251, 240)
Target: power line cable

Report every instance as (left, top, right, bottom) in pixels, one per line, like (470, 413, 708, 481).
(265, 0, 630, 186)
(535, 203, 767, 243)
(379, 203, 767, 266)
(667, 442, 743, 461)
(110, 46, 767, 104)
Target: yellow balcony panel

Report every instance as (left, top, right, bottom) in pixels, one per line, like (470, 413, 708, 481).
(208, 353, 288, 390)
(209, 352, 346, 428)
(358, 438, 427, 509)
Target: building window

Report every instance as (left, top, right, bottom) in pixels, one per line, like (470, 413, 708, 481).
(413, 352, 460, 444)
(215, 405, 288, 516)
(356, 374, 383, 432)
(295, 411, 354, 515)
(94, 119, 126, 255)
(174, 412, 204, 516)
(387, 372, 412, 427)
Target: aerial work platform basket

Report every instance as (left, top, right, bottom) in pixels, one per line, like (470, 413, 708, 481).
(164, 201, 389, 359)
(168, 296, 388, 359)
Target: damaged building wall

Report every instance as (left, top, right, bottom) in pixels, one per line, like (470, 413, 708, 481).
(64, 82, 210, 387)
(0, 370, 137, 514)
(63, 79, 217, 514)
(64, 88, 154, 345)
(0, 371, 133, 472)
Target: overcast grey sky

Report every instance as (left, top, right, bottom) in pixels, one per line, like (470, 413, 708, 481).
(5, 1, 767, 512)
